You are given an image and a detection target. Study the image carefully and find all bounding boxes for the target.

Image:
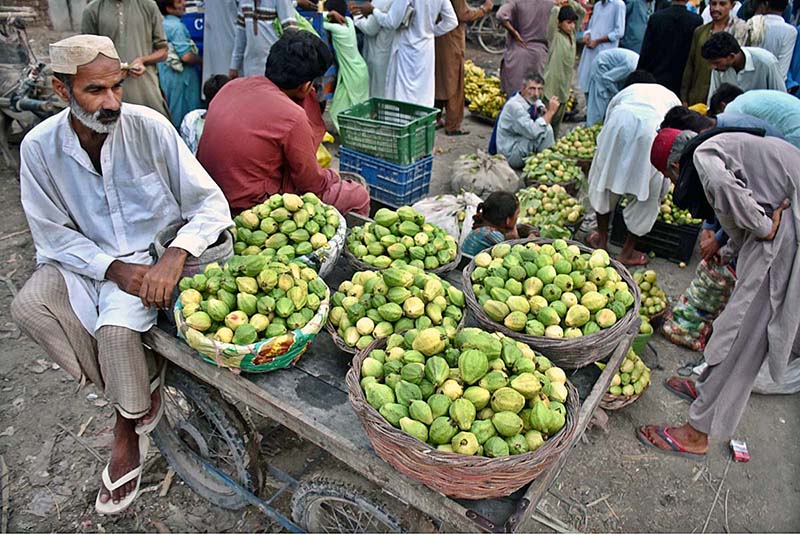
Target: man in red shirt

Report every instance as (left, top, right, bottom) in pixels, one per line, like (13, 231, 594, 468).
(197, 30, 370, 215)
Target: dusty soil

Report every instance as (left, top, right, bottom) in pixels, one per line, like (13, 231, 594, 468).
(0, 30, 798, 534)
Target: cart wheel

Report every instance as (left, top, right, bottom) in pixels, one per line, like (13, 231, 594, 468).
(152, 367, 260, 509)
(291, 469, 406, 533)
(477, 14, 506, 55)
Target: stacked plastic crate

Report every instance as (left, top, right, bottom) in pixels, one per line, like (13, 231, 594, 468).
(338, 98, 438, 207)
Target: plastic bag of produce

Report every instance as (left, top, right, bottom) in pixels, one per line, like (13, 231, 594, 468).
(661, 313, 712, 351)
(451, 150, 522, 198)
(412, 192, 483, 245)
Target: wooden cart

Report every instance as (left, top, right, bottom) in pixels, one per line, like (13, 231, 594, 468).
(142, 217, 637, 533)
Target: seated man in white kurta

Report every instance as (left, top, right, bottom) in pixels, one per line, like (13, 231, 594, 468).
(11, 35, 232, 514)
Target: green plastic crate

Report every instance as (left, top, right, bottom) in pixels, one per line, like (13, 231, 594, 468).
(338, 98, 438, 165)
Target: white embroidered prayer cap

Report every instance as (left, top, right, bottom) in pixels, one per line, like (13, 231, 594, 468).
(50, 35, 120, 74)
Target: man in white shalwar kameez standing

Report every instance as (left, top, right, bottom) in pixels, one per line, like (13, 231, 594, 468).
(586, 74, 680, 266)
(352, 0, 458, 106)
(351, 0, 395, 98)
(12, 35, 232, 514)
(202, 0, 239, 86)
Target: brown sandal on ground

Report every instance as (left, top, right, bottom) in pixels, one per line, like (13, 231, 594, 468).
(445, 129, 470, 136)
(664, 377, 698, 402)
(636, 425, 705, 460)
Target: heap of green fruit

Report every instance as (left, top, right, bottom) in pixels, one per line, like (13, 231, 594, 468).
(470, 240, 636, 338)
(177, 259, 328, 345)
(522, 149, 584, 185)
(346, 206, 459, 270)
(232, 192, 341, 261)
(659, 186, 702, 225)
(598, 348, 651, 397)
(360, 327, 570, 457)
(517, 184, 584, 230)
(465, 60, 506, 119)
(329, 265, 466, 350)
(633, 269, 668, 318)
(552, 124, 602, 160)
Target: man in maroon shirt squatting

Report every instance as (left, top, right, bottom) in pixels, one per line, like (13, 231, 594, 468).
(198, 30, 370, 216)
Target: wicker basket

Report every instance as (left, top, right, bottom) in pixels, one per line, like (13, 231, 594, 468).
(645, 303, 671, 329)
(599, 381, 649, 411)
(575, 157, 593, 177)
(462, 238, 641, 369)
(174, 285, 330, 373)
(346, 337, 580, 499)
(342, 235, 462, 276)
(324, 322, 358, 355)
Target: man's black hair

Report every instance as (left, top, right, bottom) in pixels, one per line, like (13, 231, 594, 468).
(701, 31, 741, 60)
(265, 30, 333, 89)
(661, 106, 715, 132)
(473, 192, 519, 229)
(558, 5, 579, 22)
(53, 71, 73, 89)
(156, 0, 175, 16)
(326, 0, 347, 16)
(765, 0, 789, 11)
(623, 70, 657, 87)
(203, 74, 230, 104)
(708, 83, 744, 116)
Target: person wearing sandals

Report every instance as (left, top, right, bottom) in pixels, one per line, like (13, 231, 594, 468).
(462, 192, 520, 256)
(639, 127, 799, 458)
(11, 35, 233, 514)
(585, 70, 680, 266)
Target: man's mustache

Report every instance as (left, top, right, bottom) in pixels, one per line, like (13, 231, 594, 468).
(97, 108, 121, 121)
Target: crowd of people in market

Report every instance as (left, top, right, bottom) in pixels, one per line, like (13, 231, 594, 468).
(6, 0, 800, 518)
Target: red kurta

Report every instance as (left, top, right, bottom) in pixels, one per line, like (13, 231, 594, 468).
(197, 77, 368, 215)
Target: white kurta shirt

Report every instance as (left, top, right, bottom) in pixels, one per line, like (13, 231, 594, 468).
(373, 0, 458, 106)
(354, 0, 395, 98)
(708, 47, 787, 104)
(19, 104, 233, 335)
(760, 14, 798, 77)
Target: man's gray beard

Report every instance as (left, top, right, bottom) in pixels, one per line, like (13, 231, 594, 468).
(68, 93, 119, 134)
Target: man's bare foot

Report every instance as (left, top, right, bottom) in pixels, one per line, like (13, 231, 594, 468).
(617, 250, 649, 266)
(586, 231, 607, 250)
(98, 415, 141, 504)
(137, 387, 161, 428)
(638, 423, 708, 457)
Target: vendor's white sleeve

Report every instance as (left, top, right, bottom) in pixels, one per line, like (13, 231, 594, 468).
(19, 139, 117, 281)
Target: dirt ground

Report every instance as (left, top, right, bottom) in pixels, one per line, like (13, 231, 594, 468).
(0, 29, 798, 534)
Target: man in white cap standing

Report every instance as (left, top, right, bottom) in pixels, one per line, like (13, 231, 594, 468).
(82, 0, 170, 118)
(11, 35, 232, 514)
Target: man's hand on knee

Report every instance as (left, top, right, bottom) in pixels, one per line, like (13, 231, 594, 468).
(139, 247, 188, 309)
(106, 261, 151, 298)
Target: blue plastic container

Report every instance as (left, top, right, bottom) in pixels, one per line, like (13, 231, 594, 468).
(339, 147, 433, 207)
